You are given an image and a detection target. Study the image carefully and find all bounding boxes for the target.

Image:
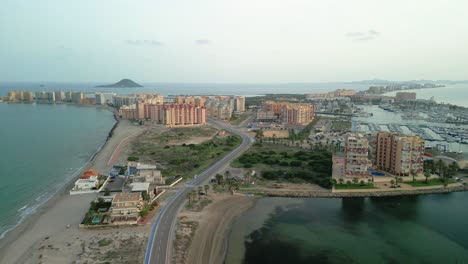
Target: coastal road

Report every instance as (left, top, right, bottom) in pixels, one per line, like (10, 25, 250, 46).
(144, 119, 254, 264)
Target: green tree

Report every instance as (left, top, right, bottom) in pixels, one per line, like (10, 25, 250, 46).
(197, 186, 203, 198)
(338, 178, 344, 185)
(424, 170, 431, 183)
(204, 184, 209, 194)
(352, 178, 359, 185)
(215, 174, 225, 187)
(411, 170, 417, 182)
(436, 160, 444, 175)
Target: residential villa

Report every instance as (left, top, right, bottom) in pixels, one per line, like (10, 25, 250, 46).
(70, 170, 102, 194)
(110, 192, 143, 224)
(127, 162, 164, 184)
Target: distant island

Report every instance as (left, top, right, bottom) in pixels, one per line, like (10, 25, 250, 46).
(96, 79, 143, 88)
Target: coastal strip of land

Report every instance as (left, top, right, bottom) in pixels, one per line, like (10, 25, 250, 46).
(0, 119, 144, 264)
(172, 193, 256, 264)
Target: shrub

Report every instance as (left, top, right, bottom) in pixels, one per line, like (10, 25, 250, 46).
(127, 156, 139, 162)
(98, 239, 112, 247)
(289, 160, 302, 167)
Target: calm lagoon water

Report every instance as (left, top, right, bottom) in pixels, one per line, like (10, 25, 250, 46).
(227, 194, 468, 264)
(0, 103, 115, 238)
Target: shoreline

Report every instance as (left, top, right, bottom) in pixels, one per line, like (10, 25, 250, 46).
(0, 109, 117, 241)
(0, 112, 143, 263)
(251, 184, 468, 198)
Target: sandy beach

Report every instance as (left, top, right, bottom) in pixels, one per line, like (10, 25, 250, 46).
(0, 119, 144, 264)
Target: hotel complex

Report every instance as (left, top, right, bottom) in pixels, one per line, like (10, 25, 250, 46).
(375, 132, 425, 176)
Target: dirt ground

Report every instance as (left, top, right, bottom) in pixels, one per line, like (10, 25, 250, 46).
(173, 193, 256, 264)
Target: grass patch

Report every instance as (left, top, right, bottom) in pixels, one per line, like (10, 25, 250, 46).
(334, 184, 376, 190)
(406, 179, 455, 187)
(132, 127, 241, 179)
(331, 120, 351, 132)
(232, 142, 333, 188)
(230, 113, 251, 125)
(127, 156, 139, 162)
(98, 239, 112, 247)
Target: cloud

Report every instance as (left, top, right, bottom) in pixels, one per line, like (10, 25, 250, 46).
(346, 30, 380, 41)
(125, 40, 163, 47)
(195, 39, 212, 45)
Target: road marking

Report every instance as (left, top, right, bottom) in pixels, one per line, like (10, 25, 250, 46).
(144, 121, 254, 264)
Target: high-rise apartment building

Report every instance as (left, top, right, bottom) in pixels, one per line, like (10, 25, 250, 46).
(130, 101, 206, 127)
(282, 104, 315, 125)
(54, 91, 65, 102)
(375, 132, 424, 176)
(344, 133, 371, 177)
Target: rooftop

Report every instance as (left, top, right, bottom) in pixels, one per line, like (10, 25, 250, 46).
(129, 182, 150, 192)
(113, 192, 141, 203)
(80, 170, 98, 179)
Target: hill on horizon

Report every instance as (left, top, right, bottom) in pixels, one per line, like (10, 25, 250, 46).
(96, 79, 143, 88)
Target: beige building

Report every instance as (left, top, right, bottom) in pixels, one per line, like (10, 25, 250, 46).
(119, 104, 137, 119)
(395, 92, 416, 101)
(282, 103, 315, 125)
(110, 192, 143, 224)
(233, 96, 245, 112)
(261, 101, 315, 126)
(344, 133, 371, 177)
(132, 101, 207, 127)
(375, 132, 424, 176)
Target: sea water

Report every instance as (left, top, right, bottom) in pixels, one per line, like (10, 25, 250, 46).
(0, 103, 115, 239)
(227, 193, 468, 264)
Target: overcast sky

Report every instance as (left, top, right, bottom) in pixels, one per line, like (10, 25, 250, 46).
(1, 0, 467, 82)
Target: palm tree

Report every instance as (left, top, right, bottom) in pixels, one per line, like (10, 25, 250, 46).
(186, 192, 193, 206)
(198, 186, 203, 198)
(448, 162, 459, 178)
(424, 170, 431, 183)
(411, 170, 417, 182)
(190, 190, 197, 202)
(396, 177, 403, 187)
(215, 174, 225, 187)
(244, 170, 253, 184)
(226, 178, 236, 195)
(436, 160, 444, 175)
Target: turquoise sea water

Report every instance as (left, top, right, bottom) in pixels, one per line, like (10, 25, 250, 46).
(0, 103, 115, 238)
(227, 194, 468, 264)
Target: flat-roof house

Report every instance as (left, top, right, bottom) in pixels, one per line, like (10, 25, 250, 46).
(110, 192, 142, 224)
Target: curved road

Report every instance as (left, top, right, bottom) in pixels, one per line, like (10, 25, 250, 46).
(144, 119, 253, 264)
